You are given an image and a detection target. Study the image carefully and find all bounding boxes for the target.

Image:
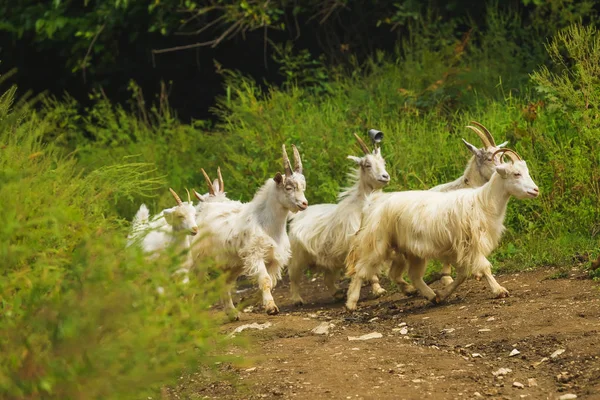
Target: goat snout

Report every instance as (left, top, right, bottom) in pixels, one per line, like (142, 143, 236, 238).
(190, 226, 199, 236)
(528, 187, 540, 198)
(379, 173, 390, 182)
(298, 201, 308, 210)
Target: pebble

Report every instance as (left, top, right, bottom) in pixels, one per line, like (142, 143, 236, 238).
(471, 353, 482, 358)
(368, 317, 379, 323)
(311, 322, 334, 335)
(492, 368, 513, 376)
(229, 322, 272, 337)
(398, 322, 407, 327)
(558, 395, 577, 400)
(243, 306, 254, 313)
(551, 349, 566, 358)
(245, 367, 257, 372)
(348, 332, 383, 341)
(509, 349, 521, 357)
(399, 327, 408, 335)
(487, 316, 496, 321)
(478, 328, 491, 332)
(473, 392, 482, 398)
(513, 381, 524, 389)
(442, 328, 455, 333)
(527, 378, 538, 387)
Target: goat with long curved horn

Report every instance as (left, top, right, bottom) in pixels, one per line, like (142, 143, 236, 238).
(282, 144, 293, 177)
(353, 133, 371, 155)
(169, 188, 183, 206)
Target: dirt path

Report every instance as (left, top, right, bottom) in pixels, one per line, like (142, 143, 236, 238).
(176, 267, 600, 400)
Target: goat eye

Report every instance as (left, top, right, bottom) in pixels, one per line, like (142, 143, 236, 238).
(514, 173, 522, 177)
(285, 186, 293, 191)
(364, 163, 371, 168)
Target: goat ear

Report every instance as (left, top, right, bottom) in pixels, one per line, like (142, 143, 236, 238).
(497, 141, 509, 148)
(495, 164, 509, 178)
(212, 179, 220, 193)
(163, 208, 175, 225)
(273, 172, 284, 185)
(347, 155, 362, 165)
(461, 138, 479, 156)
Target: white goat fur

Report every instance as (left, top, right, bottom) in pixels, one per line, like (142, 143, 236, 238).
(345, 154, 539, 310)
(191, 145, 307, 319)
(287, 142, 390, 305)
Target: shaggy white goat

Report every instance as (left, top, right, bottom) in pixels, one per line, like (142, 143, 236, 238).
(287, 133, 390, 305)
(191, 145, 307, 320)
(127, 188, 199, 275)
(425, 121, 509, 286)
(345, 149, 539, 311)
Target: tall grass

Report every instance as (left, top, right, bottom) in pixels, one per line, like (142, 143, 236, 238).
(0, 86, 230, 399)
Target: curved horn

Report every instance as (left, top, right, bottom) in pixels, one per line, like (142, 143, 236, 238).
(470, 121, 496, 147)
(492, 148, 522, 163)
(217, 167, 224, 193)
(353, 133, 370, 155)
(282, 144, 293, 177)
(169, 188, 183, 206)
(292, 144, 302, 174)
(466, 125, 492, 148)
(185, 188, 191, 203)
(193, 189, 204, 201)
(201, 168, 216, 196)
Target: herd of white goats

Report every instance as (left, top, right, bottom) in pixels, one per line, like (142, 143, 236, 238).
(127, 122, 540, 321)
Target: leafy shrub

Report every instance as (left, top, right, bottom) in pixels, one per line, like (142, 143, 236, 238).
(0, 86, 229, 399)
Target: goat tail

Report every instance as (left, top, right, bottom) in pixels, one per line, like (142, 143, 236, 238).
(131, 204, 150, 233)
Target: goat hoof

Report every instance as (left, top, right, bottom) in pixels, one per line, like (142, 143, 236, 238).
(265, 305, 280, 315)
(494, 287, 509, 298)
(292, 299, 304, 307)
(402, 285, 418, 297)
(440, 276, 454, 286)
(430, 291, 442, 304)
(345, 302, 357, 312)
(227, 312, 240, 322)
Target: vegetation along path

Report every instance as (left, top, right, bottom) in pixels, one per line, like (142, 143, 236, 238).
(170, 267, 600, 400)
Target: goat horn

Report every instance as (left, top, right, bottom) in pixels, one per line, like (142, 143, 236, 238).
(353, 133, 370, 155)
(466, 125, 492, 148)
(282, 144, 293, 177)
(193, 189, 204, 201)
(185, 188, 191, 203)
(492, 148, 522, 163)
(292, 144, 303, 174)
(217, 167, 224, 193)
(470, 121, 496, 147)
(200, 168, 216, 196)
(169, 188, 183, 206)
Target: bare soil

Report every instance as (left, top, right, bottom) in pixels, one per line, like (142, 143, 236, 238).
(174, 267, 600, 400)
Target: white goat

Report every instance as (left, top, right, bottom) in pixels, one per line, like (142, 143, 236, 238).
(287, 133, 390, 305)
(345, 149, 539, 311)
(191, 145, 307, 320)
(127, 188, 199, 275)
(423, 121, 509, 286)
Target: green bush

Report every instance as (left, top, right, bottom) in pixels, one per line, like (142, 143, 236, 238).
(0, 86, 229, 399)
